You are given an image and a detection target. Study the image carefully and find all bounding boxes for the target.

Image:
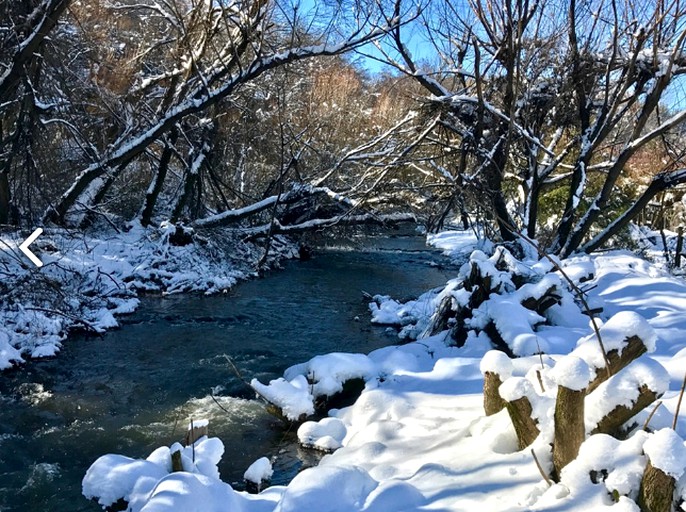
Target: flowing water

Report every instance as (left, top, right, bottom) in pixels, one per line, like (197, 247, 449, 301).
(0, 234, 455, 511)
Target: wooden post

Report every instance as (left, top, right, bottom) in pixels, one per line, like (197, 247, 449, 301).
(553, 385, 586, 476)
(484, 371, 507, 416)
(505, 396, 540, 450)
(638, 462, 675, 512)
(184, 423, 209, 446)
(676, 226, 684, 268)
(171, 450, 183, 472)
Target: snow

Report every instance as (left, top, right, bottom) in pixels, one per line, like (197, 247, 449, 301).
(80, 232, 686, 512)
(250, 375, 314, 421)
(480, 349, 514, 378)
(538, 432, 649, 509)
(585, 357, 670, 434)
(244, 457, 273, 484)
(284, 353, 378, 397)
(427, 229, 490, 261)
(298, 417, 347, 451)
(643, 428, 686, 478)
(550, 356, 592, 391)
(571, 310, 658, 376)
(499, 376, 536, 402)
(82, 455, 169, 508)
(274, 465, 378, 512)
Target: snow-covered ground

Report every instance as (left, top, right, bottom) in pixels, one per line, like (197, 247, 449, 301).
(82, 230, 686, 511)
(0, 223, 297, 370)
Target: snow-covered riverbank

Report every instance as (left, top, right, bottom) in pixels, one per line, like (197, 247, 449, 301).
(0, 223, 297, 370)
(82, 230, 686, 511)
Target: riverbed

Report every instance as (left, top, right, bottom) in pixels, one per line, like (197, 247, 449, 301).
(0, 234, 455, 511)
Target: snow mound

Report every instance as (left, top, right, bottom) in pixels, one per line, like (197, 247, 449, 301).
(83, 437, 226, 507)
(550, 356, 592, 391)
(298, 417, 347, 451)
(244, 457, 273, 484)
(643, 428, 686, 478)
(361, 480, 426, 511)
(82, 455, 168, 508)
(284, 352, 378, 397)
(274, 465, 378, 512)
(573, 312, 657, 371)
(250, 375, 314, 421)
(134, 472, 242, 512)
(479, 350, 514, 378)
(499, 377, 535, 402)
(536, 432, 649, 509)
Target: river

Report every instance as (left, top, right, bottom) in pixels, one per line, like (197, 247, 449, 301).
(0, 233, 455, 511)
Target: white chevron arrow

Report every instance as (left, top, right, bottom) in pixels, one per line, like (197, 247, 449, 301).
(19, 228, 44, 267)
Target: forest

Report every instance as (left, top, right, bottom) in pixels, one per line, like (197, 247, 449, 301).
(3, 0, 686, 254)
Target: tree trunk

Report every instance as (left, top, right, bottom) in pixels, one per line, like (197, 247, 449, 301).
(638, 462, 675, 512)
(676, 227, 684, 268)
(484, 371, 507, 416)
(0, 170, 10, 225)
(580, 170, 686, 254)
(553, 386, 585, 477)
(141, 129, 179, 226)
(171, 144, 207, 222)
(505, 396, 540, 450)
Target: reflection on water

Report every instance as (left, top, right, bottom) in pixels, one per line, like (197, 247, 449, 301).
(0, 234, 455, 511)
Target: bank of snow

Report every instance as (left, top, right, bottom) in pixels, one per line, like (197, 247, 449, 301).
(83, 231, 686, 511)
(0, 223, 297, 370)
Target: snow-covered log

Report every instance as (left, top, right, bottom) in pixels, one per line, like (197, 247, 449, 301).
(586, 358, 669, 436)
(242, 212, 416, 240)
(190, 186, 355, 229)
(585, 335, 648, 394)
(591, 384, 662, 436)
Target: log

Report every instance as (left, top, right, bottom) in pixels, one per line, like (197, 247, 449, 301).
(586, 335, 648, 394)
(185, 423, 209, 446)
(505, 396, 540, 450)
(553, 386, 586, 477)
(520, 285, 558, 312)
(638, 462, 675, 512)
(421, 295, 455, 338)
(484, 371, 507, 416)
(171, 450, 183, 472)
(591, 384, 660, 436)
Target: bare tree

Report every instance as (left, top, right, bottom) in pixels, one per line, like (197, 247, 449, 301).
(376, 0, 686, 255)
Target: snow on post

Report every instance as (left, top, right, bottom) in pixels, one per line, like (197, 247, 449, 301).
(639, 429, 686, 512)
(550, 356, 592, 476)
(244, 457, 273, 494)
(480, 350, 514, 416)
